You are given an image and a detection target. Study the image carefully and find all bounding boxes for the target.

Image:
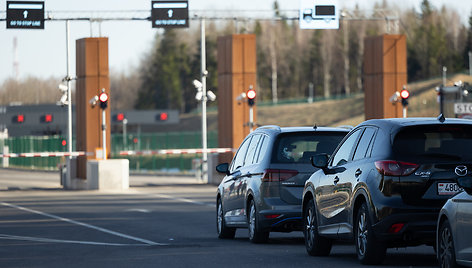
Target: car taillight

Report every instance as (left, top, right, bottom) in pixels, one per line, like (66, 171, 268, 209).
(261, 169, 299, 182)
(375, 160, 419, 176)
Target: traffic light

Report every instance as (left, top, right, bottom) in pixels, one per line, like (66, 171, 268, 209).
(156, 112, 168, 121)
(247, 88, 256, 107)
(41, 114, 53, 123)
(99, 92, 108, 109)
(400, 89, 409, 107)
(13, 114, 25, 123)
(115, 113, 125, 122)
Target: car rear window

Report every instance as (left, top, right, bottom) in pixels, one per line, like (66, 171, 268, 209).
(393, 124, 472, 161)
(271, 132, 346, 164)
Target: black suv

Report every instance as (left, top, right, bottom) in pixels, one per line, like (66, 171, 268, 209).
(302, 117, 472, 264)
(216, 125, 348, 243)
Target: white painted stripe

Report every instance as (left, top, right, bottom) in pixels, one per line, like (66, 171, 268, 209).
(0, 202, 166, 246)
(150, 193, 215, 208)
(0, 234, 148, 247)
(8, 3, 43, 9)
(153, 3, 188, 9)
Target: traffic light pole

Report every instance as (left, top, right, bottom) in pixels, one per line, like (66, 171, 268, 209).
(200, 18, 208, 183)
(249, 106, 254, 132)
(102, 108, 107, 160)
(66, 20, 73, 158)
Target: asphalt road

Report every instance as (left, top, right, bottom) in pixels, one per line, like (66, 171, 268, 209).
(0, 169, 439, 268)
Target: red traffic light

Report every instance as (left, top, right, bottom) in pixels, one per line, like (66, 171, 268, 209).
(247, 89, 256, 99)
(61, 139, 67, 146)
(160, 112, 168, 121)
(400, 89, 410, 99)
(99, 92, 108, 102)
(116, 113, 125, 121)
(45, 114, 53, 123)
(99, 92, 108, 109)
(15, 114, 25, 123)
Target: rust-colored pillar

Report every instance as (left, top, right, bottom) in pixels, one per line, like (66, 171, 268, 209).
(364, 34, 407, 120)
(217, 34, 257, 163)
(75, 37, 111, 179)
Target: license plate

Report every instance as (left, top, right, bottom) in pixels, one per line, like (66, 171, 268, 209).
(437, 182, 462, 195)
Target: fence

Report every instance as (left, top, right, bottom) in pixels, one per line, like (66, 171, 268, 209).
(0, 131, 219, 173)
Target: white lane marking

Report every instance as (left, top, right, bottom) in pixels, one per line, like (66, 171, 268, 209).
(148, 193, 216, 208)
(0, 234, 149, 247)
(0, 202, 166, 246)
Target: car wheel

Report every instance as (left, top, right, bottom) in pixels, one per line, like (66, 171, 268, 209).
(216, 198, 235, 239)
(438, 219, 457, 268)
(248, 199, 269, 243)
(355, 202, 386, 265)
(303, 198, 332, 256)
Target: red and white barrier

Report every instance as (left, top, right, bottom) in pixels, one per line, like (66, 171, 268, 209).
(0, 152, 93, 158)
(119, 148, 233, 156)
(0, 148, 233, 158)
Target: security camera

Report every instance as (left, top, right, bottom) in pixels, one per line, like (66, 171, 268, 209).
(193, 79, 203, 90)
(58, 84, 68, 92)
(89, 95, 99, 107)
(207, 90, 216, 101)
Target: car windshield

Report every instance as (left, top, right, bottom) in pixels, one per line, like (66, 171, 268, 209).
(271, 132, 345, 164)
(393, 124, 472, 161)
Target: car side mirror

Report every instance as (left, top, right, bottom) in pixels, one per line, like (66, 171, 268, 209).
(457, 177, 472, 195)
(311, 153, 329, 170)
(216, 163, 230, 176)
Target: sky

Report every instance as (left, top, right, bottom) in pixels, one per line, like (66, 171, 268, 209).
(0, 0, 471, 84)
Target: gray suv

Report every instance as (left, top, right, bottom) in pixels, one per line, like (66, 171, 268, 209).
(216, 125, 348, 243)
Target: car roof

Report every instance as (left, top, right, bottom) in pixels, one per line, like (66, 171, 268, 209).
(360, 117, 472, 130)
(253, 125, 350, 135)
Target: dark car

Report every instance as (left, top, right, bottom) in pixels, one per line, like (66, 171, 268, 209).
(215, 125, 348, 243)
(302, 117, 472, 265)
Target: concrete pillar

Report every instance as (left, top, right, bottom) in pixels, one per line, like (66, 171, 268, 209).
(364, 34, 407, 119)
(75, 38, 111, 179)
(217, 34, 257, 164)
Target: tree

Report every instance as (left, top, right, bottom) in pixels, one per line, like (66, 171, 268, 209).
(135, 29, 193, 112)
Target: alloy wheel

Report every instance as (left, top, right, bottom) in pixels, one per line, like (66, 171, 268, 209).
(439, 222, 454, 268)
(357, 210, 367, 257)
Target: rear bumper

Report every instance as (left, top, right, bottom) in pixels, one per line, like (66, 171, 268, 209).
(372, 212, 438, 247)
(258, 210, 302, 232)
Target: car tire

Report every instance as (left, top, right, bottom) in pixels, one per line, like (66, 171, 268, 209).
(303, 198, 332, 256)
(355, 202, 386, 265)
(217, 198, 236, 239)
(248, 199, 269, 243)
(438, 219, 458, 268)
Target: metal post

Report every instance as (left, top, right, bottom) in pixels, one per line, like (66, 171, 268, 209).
(402, 106, 407, 118)
(201, 18, 208, 183)
(442, 66, 447, 87)
(123, 118, 128, 150)
(249, 106, 254, 132)
(308, 82, 314, 103)
(102, 108, 106, 160)
(66, 20, 73, 158)
(469, 51, 472, 76)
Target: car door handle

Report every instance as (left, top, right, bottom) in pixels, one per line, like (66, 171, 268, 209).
(355, 169, 362, 177)
(333, 176, 339, 185)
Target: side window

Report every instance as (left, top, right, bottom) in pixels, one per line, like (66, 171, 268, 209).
(254, 136, 270, 164)
(244, 134, 261, 165)
(331, 129, 362, 166)
(230, 137, 252, 172)
(353, 127, 377, 161)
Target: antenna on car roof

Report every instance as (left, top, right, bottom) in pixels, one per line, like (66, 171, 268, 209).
(437, 113, 445, 123)
(313, 124, 317, 130)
